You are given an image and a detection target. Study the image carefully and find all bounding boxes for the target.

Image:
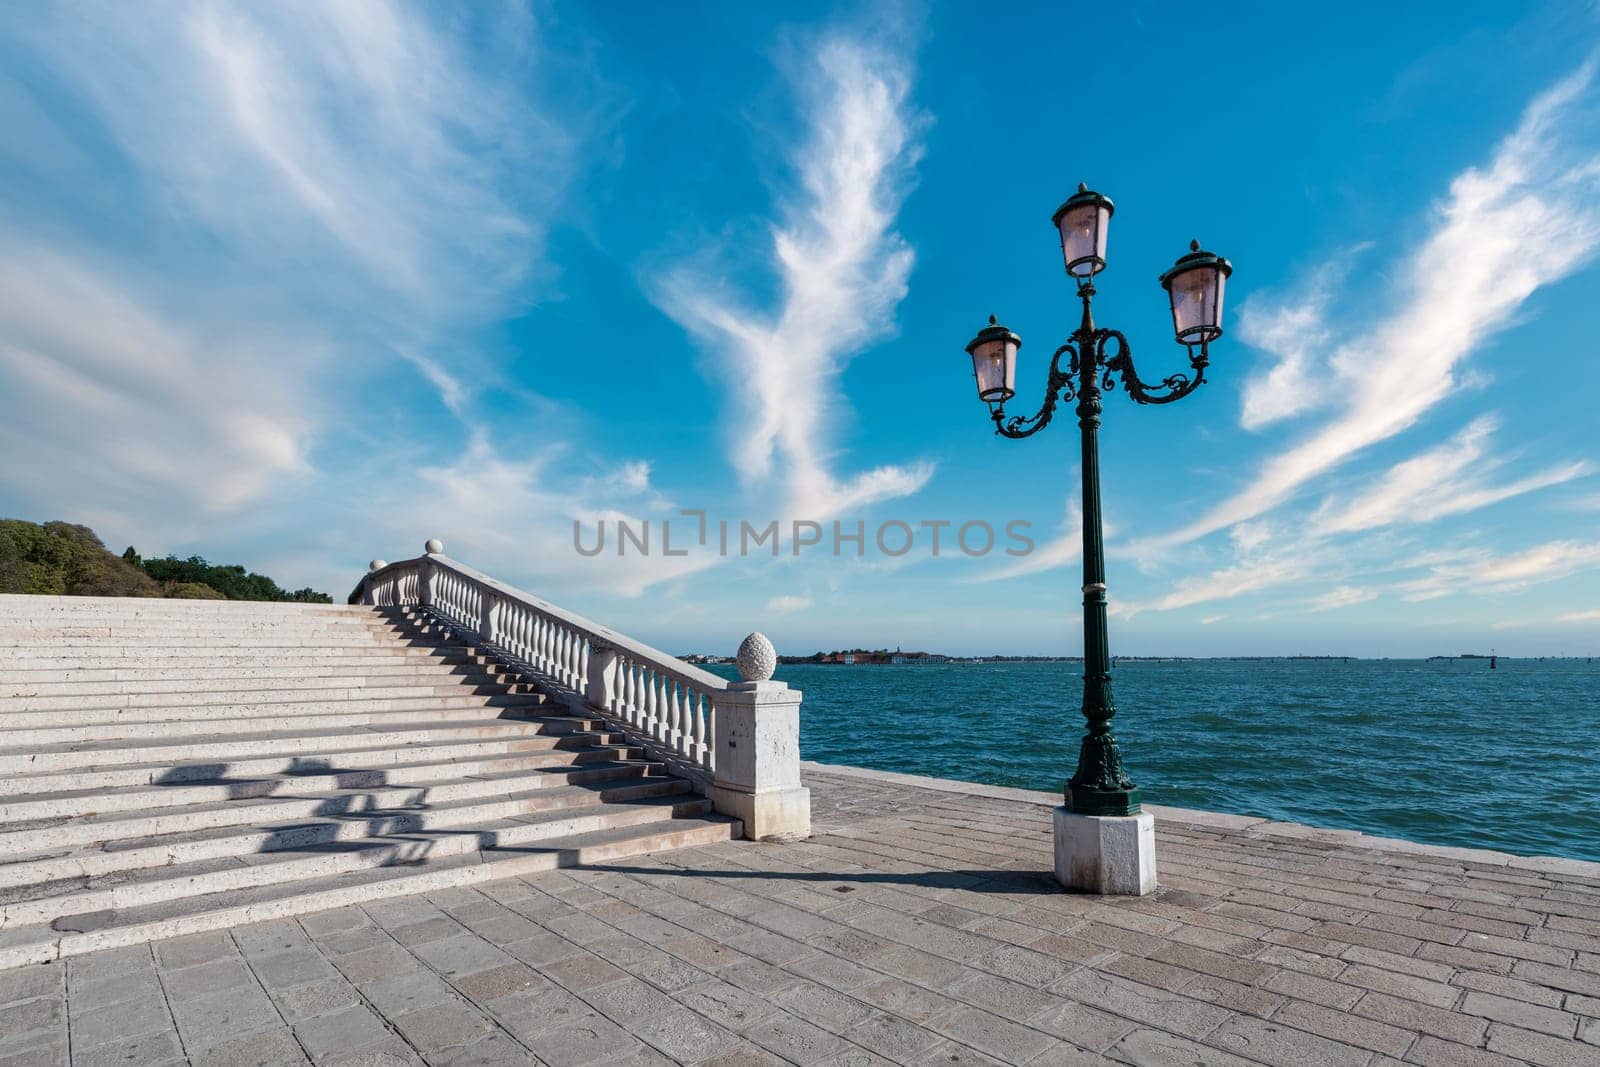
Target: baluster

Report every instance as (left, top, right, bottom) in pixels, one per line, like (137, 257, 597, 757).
(692, 691, 707, 766)
(663, 680, 677, 749)
(642, 671, 656, 737)
(670, 682, 684, 754)
(624, 661, 638, 726)
(645, 671, 661, 737)
(655, 674, 670, 741)
(631, 662, 644, 726)
(703, 696, 716, 772)
(624, 664, 638, 729)
(617, 660, 630, 723)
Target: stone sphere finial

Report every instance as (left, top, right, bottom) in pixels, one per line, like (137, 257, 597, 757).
(424, 539, 444, 554)
(369, 560, 387, 572)
(736, 632, 776, 682)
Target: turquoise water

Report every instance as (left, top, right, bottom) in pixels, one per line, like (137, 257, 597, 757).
(712, 658, 1600, 862)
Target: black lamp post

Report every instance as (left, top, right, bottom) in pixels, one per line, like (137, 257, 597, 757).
(966, 184, 1231, 818)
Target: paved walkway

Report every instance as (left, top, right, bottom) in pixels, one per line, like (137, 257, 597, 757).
(2, 767, 1599, 1066)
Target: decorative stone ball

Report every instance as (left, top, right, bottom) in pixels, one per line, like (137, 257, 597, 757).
(736, 632, 777, 682)
(368, 560, 387, 572)
(425, 539, 444, 554)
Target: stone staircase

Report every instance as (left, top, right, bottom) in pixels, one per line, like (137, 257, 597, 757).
(0, 594, 740, 969)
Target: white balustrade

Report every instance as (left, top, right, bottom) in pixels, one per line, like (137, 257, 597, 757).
(350, 542, 741, 789)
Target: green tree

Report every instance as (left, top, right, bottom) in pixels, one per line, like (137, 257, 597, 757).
(0, 519, 333, 603)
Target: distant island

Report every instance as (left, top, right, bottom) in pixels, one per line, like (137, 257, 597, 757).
(679, 651, 1547, 666)
(0, 519, 331, 603)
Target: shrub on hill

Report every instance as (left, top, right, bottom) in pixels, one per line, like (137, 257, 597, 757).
(138, 555, 330, 602)
(0, 519, 331, 602)
(0, 520, 160, 597)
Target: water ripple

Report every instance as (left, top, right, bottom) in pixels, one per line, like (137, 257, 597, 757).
(713, 658, 1600, 862)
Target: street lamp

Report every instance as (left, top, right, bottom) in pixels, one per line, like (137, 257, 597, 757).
(964, 184, 1230, 894)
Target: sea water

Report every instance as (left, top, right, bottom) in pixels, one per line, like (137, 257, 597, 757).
(713, 657, 1600, 862)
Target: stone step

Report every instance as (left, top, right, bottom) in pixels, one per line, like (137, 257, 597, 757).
(0, 649, 479, 673)
(0, 665, 518, 698)
(0, 758, 660, 845)
(0, 814, 740, 969)
(0, 793, 712, 929)
(0, 595, 367, 616)
(0, 626, 399, 643)
(0, 705, 588, 749)
(0, 616, 427, 633)
(0, 719, 627, 776)
(0, 679, 539, 713)
(0, 648, 471, 665)
(0, 596, 739, 974)
(0, 743, 643, 813)
(0, 621, 456, 642)
(0, 633, 457, 652)
(0, 777, 691, 884)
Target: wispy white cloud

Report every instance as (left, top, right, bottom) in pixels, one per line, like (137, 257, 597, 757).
(1159, 59, 1600, 547)
(1311, 416, 1590, 535)
(58, 0, 562, 320)
(393, 434, 720, 601)
(1396, 539, 1600, 601)
(655, 30, 933, 521)
(1555, 608, 1600, 623)
(1129, 552, 1324, 616)
(0, 242, 312, 527)
(766, 595, 812, 615)
(1237, 247, 1367, 430)
(1304, 585, 1379, 612)
(978, 495, 1083, 581)
(0, 1, 601, 586)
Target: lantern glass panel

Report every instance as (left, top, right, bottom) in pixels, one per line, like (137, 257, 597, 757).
(1170, 265, 1225, 343)
(970, 337, 1016, 402)
(1058, 203, 1109, 276)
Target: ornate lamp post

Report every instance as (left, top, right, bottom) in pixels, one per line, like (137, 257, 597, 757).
(965, 184, 1231, 894)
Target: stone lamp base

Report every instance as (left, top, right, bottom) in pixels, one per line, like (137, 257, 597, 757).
(1053, 806, 1156, 895)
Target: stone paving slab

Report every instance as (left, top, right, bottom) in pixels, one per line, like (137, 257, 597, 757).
(4, 765, 1600, 1065)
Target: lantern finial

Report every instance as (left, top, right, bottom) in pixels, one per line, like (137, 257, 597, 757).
(988, 313, 997, 325)
(1077, 182, 1087, 193)
(1190, 239, 1200, 252)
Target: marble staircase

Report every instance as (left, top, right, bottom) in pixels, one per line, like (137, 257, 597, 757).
(0, 594, 740, 969)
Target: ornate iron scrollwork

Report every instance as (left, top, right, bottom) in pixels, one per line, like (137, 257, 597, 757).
(1097, 329, 1208, 405)
(992, 343, 1079, 438)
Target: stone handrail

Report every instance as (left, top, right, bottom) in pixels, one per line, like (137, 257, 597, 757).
(349, 542, 810, 840)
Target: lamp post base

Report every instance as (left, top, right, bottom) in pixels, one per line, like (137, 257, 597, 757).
(1065, 783, 1141, 817)
(1052, 806, 1156, 896)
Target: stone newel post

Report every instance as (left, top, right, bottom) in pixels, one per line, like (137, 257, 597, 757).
(362, 560, 386, 605)
(418, 539, 443, 608)
(585, 646, 618, 712)
(707, 633, 811, 842)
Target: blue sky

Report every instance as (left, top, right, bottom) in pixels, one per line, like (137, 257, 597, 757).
(2, 1, 1599, 658)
